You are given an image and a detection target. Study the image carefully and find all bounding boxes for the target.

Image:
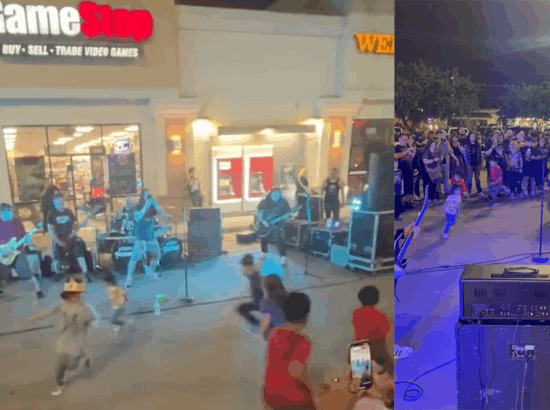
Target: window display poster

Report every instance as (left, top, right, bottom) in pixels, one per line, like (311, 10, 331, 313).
(14, 156, 47, 202)
(90, 156, 105, 188)
(108, 153, 137, 196)
(249, 157, 273, 198)
(217, 158, 242, 200)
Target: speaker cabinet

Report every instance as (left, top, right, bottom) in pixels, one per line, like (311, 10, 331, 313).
(187, 208, 222, 256)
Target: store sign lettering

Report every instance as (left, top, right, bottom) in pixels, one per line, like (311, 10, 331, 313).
(0, 1, 153, 42)
(355, 34, 394, 54)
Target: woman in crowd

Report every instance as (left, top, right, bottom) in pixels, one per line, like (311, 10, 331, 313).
(463, 132, 484, 197)
(422, 139, 443, 203)
(505, 139, 524, 198)
(449, 133, 466, 180)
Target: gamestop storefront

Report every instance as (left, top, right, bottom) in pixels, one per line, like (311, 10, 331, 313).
(0, 0, 180, 227)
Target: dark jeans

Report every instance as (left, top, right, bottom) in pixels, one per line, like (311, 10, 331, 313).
(395, 195, 403, 218)
(466, 165, 482, 194)
(190, 191, 203, 207)
(53, 237, 86, 262)
(506, 171, 523, 194)
(401, 165, 414, 196)
(111, 307, 125, 327)
(260, 227, 286, 257)
(324, 201, 340, 220)
(238, 301, 260, 326)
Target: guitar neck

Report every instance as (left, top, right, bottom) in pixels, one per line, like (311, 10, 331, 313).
(12, 227, 39, 249)
(397, 205, 427, 261)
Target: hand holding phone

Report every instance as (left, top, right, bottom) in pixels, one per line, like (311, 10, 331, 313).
(349, 340, 373, 390)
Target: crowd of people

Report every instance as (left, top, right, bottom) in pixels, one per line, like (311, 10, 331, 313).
(237, 253, 394, 410)
(395, 127, 550, 221)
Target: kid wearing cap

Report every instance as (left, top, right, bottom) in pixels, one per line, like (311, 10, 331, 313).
(28, 276, 96, 396)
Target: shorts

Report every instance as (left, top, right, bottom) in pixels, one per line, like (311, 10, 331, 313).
(53, 237, 86, 262)
(131, 240, 160, 260)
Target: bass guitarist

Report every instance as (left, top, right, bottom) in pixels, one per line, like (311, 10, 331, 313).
(256, 188, 291, 267)
(0, 203, 44, 299)
(47, 192, 92, 283)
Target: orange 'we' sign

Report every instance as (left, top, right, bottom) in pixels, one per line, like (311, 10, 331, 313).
(355, 34, 394, 54)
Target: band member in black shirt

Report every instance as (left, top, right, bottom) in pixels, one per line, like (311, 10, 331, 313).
(187, 167, 203, 207)
(295, 168, 309, 220)
(257, 188, 291, 267)
(47, 193, 91, 282)
(322, 168, 344, 220)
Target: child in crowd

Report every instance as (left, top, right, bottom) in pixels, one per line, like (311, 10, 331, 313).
(488, 159, 511, 207)
(103, 270, 128, 332)
(437, 185, 462, 239)
(258, 275, 287, 341)
(450, 172, 468, 198)
(236, 253, 264, 335)
(394, 159, 404, 221)
(29, 276, 96, 396)
(352, 286, 392, 344)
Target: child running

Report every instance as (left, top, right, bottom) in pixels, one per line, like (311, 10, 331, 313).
(488, 158, 510, 207)
(450, 171, 468, 198)
(103, 270, 128, 332)
(28, 275, 96, 396)
(437, 184, 462, 239)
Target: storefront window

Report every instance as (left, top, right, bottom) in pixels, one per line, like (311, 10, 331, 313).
(2, 124, 142, 225)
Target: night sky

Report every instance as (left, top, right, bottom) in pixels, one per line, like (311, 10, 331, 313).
(396, 0, 550, 107)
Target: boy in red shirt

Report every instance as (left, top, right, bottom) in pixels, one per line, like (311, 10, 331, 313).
(488, 159, 510, 207)
(352, 286, 392, 344)
(263, 292, 318, 410)
(450, 172, 468, 198)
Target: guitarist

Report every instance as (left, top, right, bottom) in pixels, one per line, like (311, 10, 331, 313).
(0, 203, 44, 299)
(257, 188, 291, 267)
(47, 192, 92, 283)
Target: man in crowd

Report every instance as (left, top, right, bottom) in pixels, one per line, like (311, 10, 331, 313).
(47, 192, 92, 283)
(0, 203, 43, 299)
(394, 133, 416, 208)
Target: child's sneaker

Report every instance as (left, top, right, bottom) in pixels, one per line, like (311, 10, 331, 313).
(51, 385, 63, 396)
(442, 233, 449, 239)
(243, 323, 260, 336)
(478, 192, 485, 198)
(395, 217, 403, 221)
(531, 191, 536, 197)
(490, 202, 499, 207)
(510, 193, 515, 198)
(125, 279, 132, 289)
(395, 345, 414, 361)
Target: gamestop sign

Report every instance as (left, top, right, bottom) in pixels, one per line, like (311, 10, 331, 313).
(0, 1, 154, 64)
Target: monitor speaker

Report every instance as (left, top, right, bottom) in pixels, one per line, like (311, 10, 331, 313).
(364, 148, 393, 212)
(187, 208, 222, 255)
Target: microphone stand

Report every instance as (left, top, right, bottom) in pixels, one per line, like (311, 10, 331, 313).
(533, 160, 549, 263)
(179, 209, 194, 305)
(294, 193, 322, 279)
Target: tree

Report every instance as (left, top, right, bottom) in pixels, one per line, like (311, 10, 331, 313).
(396, 60, 484, 133)
(498, 83, 550, 126)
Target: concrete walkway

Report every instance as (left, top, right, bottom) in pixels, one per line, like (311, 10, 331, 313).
(394, 170, 550, 410)
(1, 240, 392, 409)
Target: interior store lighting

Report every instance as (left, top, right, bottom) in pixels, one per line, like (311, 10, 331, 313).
(110, 131, 127, 138)
(192, 119, 217, 139)
(3, 128, 16, 134)
(170, 134, 182, 155)
(303, 118, 324, 139)
(73, 133, 83, 137)
(125, 125, 139, 132)
(261, 128, 275, 137)
(332, 130, 342, 148)
(75, 126, 94, 133)
(4, 134, 16, 140)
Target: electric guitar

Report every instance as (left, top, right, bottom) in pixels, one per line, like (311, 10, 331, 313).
(0, 222, 43, 266)
(254, 205, 302, 238)
(56, 205, 102, 252)
(394, 186, 429, 270)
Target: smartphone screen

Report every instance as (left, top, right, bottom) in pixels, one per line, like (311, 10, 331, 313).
(349, 340, 372, 389)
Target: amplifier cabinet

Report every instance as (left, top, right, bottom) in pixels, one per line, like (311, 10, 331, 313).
(311, 228, 331, 258)
(456, 321, 550, 409)
(187, 208, 222, 256)
(460, 265, 550, 321)
(348, 210, 393, 272)
(285, 221, 308, 248)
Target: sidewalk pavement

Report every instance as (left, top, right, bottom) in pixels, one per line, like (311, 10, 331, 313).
(394, 175, 550, 410)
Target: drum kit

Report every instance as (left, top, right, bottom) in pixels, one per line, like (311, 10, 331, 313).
(95, 208, 183, 272)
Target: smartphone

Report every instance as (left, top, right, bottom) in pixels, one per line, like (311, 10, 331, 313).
(349, 340, 372, 390)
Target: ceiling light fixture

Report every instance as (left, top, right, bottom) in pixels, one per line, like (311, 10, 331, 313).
(3, 128, 16, 134)
(75, 126, 94, 133)
(125, 125, 139, 132)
